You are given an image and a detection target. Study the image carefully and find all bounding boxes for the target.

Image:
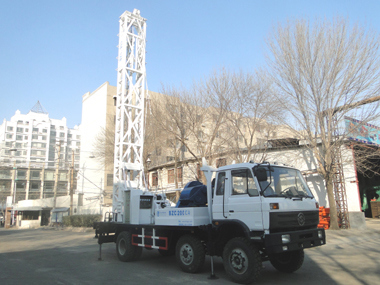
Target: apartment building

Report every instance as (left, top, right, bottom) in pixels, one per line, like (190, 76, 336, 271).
(0, 101, 81, 206)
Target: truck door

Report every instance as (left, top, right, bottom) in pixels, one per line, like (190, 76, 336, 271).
(226, 168, 263, 231)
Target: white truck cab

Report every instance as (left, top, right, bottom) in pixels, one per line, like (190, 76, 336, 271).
(213, 163, 320, 233)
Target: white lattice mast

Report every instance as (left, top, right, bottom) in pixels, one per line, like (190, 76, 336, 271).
(113, 9, 147, 213)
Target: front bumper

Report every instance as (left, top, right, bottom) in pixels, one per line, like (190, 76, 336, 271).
(264, 228, 325, 254)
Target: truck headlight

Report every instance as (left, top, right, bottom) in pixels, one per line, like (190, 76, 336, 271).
(282, 234, 291, 244)
(318, 230, 323, 239)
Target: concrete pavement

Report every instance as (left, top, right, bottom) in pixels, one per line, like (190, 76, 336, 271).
(0, 218, 379, 285)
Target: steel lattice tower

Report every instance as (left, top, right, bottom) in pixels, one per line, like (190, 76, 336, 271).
(113, 9, 147, 216)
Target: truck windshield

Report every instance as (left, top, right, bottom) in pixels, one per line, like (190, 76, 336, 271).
(257, 166, 313, 198)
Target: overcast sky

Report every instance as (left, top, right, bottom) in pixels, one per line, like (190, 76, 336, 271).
(1, 0, 379, 128)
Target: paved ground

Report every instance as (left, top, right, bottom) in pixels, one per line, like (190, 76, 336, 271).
(0, 219, 379, 285)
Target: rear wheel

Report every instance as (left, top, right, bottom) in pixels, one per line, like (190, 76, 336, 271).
(270, 249, 304, 273)
(223, 237, 262, 284)
(175, 234, 205, 273)
(116, 231, 142, 262)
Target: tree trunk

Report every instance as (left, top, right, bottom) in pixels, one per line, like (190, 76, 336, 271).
(325, 175, 339, 230)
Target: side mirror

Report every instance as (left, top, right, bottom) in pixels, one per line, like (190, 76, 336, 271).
(254, 167, 267, 182)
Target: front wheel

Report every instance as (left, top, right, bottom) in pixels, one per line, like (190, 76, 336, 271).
(270, 249, 304, 273)
(116, 231, 142, 262)
(175, 234, 205, 273)
(223, 237, 262, 284)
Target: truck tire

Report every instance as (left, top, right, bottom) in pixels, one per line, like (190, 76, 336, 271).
(175, 234, 205, 273)
(223, 237, 262, 284)
(116, 231, 142, 262)
(269, 249, 304, 273)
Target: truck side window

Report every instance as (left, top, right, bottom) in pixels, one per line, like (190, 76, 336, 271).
(215, 172, 226, 195)
(231, 169, 258, 196)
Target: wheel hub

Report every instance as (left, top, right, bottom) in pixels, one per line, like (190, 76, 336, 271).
(230, 249, 248, 274)
(180, 244, 193, 265)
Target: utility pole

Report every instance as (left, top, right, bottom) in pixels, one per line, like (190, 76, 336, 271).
(99, 178, 103, 215)
(70, 150, 74, 215)
(53, 141, 61, 209)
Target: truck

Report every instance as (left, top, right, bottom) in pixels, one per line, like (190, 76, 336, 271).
(94, 160, 325, 284)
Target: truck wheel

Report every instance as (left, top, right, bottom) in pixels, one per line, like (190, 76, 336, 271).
(175, 235, 205, 273)
(270, 249, 304, 273)
(116, 231, 142, 262)
(223, 237, 262, 284)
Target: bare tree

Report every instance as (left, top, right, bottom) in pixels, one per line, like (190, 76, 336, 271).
(183, 67, 232, 169)
(225, 69, 284, 163)
(266, 17, 380, 229)
(92, 125, 115, 168)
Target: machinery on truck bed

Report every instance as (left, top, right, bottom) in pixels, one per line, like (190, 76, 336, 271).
(94, 161, 325, 284)
(93, 9, 325, 284)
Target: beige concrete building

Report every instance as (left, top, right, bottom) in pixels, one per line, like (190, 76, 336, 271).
(78, 82, 116, 205)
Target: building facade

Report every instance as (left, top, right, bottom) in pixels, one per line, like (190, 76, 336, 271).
(79, 82, 116, 205)
(0, 102, 81, 211)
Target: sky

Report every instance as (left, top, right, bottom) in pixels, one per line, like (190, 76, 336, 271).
(1, 0, 380, 128)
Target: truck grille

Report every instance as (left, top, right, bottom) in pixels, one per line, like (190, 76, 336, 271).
(269, 211, 319, 233)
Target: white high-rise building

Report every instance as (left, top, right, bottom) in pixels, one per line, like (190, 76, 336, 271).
(0, 101, 81, 203)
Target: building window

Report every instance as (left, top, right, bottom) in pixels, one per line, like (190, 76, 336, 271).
(24, 136, 28, 140)
(5, 141, 12, 147)
(32, 135, 38, 140)
(31, 171, 40, 180)
(59, 132, 65, 138)
(68, 134, 72, 138)
(30, 182, 40, 191)
(7, 126, 13, 131)
(6, 134, 12, 139)
(60, 126, 64, 130)
(33, 128, 39, 133)
(76, 135, 81, 139)
(107, 174, 113, 186)
(152, 172, 158, 187)
(42, 129, 47, 133)
(16, 135, 23, 141)
(166, 156, 174, 162)
(21, 211, 39, 220)
(44, 171, 55, 180)
(76, 142, 80, 146)
(17, 127, 23, 133)
(168, 169, 174, 184)
(44, 181, 54, 192)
